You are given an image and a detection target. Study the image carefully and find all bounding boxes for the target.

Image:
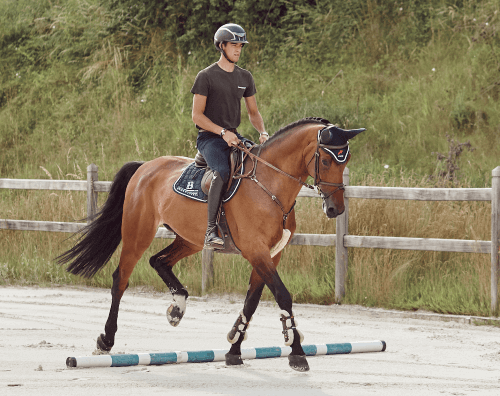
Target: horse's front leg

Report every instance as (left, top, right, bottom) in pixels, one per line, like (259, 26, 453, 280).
(227, 250, 309, 371)
(225, 268, 266, 365)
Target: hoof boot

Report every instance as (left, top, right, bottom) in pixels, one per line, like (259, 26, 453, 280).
(96, 333, 113, 352)
(167, 304, 184, 327)
(225, 353, 244, 366)
(288, 355, 310, 372)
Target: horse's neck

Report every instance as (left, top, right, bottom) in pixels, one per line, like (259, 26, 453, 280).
(257, 128, 312, 197)
(260, 128, 312, 177)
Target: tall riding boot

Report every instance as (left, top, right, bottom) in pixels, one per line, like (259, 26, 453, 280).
(204, 171, 226, 249)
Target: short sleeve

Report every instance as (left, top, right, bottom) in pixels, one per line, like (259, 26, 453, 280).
(191, 70, 209, 96)
(243, 72, 257, 97)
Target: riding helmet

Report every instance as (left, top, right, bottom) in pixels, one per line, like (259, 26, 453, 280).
(214, 23, 249, 52)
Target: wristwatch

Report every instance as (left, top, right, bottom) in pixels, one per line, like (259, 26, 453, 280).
(220, 128, 226, 137)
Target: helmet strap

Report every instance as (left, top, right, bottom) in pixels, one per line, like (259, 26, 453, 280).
(222, 50, 235, 64)
(220, 43, 235, 64)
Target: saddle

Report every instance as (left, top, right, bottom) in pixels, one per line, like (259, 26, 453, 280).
(194, 147, 243, 195)
(172, 139, 255, 255)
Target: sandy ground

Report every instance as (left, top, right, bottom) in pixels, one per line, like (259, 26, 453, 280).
(1, 286, 499, 396)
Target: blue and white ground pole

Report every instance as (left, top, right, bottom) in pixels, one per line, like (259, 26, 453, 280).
(66, 340, 386, 368)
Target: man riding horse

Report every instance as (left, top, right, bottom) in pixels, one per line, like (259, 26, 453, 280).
(56, 22, 366, 373)
(191, 23, 269, 249)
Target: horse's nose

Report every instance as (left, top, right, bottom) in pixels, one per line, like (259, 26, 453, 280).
(325, 205, 345, 218)
(326, 206, 337, 218)
(323, 200, 344, 218)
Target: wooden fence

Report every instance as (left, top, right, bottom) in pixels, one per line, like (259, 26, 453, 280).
(1, 164, 499, 315)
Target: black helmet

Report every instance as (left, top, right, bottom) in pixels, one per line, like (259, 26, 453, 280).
(214, 23, 249, 52)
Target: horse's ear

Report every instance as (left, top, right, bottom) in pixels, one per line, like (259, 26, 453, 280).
(342, 128, 366, 140)
(320, 128, 333, 144)
(320, 126, 366, 145)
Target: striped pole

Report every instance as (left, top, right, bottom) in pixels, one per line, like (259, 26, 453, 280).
(67, 340, 386, 368)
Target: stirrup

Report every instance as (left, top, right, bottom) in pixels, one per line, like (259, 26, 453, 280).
(204, 227, 224, 249)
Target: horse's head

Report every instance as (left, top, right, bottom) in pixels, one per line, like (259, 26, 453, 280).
(306, 124, 365, 218)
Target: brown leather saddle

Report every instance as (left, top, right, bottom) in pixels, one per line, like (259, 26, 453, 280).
(194, 148, 244, 255)
(194, 147, 243, 195)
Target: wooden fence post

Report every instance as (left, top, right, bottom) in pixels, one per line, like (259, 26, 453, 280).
(335, 167, 349, 303)
(202, 249, 214, 294)
(491, 166, 500, 316)
(87, 164, 98, 224)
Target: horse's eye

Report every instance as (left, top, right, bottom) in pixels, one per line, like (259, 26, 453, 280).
(321, 159, 329, 166)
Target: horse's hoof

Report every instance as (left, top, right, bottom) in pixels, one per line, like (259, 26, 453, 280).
(288, 355, 310, 372)
(96, 333, 113, 352)
(225, 353, 244, 366)
(167, 304, 184, 327)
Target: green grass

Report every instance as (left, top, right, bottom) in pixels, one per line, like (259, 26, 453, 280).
(0, 173, 493, 316)
(0, 0, 499, 316)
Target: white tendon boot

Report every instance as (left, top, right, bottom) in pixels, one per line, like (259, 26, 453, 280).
(279, 310, 304, 346)
(227, 310, 252, 344)
(280, 310, 309, 372)
(167, 293, 187, 327)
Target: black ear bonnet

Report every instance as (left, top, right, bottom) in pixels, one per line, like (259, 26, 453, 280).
(318, 125, 366, 164)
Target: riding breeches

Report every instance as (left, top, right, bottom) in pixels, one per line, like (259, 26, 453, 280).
(196, 130, 244, 184)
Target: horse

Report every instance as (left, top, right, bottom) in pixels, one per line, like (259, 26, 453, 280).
(56, 117, 365, 372)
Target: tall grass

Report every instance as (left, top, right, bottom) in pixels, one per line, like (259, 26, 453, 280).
(0, 0, 498, 316)
(1, 1, 499, 184)
(0, 170, 492, 316)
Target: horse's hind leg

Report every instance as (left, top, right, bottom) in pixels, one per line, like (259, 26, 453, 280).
(97, 222, 157, 353)
(149, 236, 202, 327)
(97, 249, 152, 353)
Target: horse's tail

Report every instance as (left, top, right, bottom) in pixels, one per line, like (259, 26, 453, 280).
(55, 161, 145, 278)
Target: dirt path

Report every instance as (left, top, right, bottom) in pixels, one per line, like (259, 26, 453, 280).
(1, 286, 499, 395)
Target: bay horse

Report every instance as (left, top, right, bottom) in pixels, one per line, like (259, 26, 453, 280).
(56, 117, 365, 372)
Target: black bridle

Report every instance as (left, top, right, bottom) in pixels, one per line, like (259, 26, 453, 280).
(307, 139, 349, 200)
(235, 131, 348, 226)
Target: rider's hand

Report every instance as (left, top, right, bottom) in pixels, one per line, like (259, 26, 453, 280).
(223, 131, 240, 147)
(259, 132, 269, 144)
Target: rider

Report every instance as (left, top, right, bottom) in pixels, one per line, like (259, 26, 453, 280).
(191, 23, 269, 249)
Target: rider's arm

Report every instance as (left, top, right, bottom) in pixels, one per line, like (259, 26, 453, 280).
(244, 95, 268, 144)
(192, 94, 223, 135)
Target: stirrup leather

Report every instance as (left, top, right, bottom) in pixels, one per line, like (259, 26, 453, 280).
(280, 310, 304, 346)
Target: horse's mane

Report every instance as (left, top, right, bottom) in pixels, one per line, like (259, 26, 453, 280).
(266, 117, 331, 144)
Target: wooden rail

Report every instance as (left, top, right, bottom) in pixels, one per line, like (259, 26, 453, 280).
(1, 164, 499, 315)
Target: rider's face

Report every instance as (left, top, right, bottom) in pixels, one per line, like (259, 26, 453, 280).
(222, 42, 244, 62)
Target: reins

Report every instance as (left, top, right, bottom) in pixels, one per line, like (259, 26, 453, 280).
(235, 143, 314, 190)
(234, 143, 299, 228)
(234, 133, 348, 227)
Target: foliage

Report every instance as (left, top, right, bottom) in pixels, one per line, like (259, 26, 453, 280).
(1, 0, 500, 315)
(431, 134, 475, 184)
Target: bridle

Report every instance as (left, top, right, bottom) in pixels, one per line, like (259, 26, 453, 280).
(306, 137, 348, 200)
(235, 129, 347, 226)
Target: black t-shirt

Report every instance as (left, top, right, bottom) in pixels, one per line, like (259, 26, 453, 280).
(191, 63, 257, 130)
